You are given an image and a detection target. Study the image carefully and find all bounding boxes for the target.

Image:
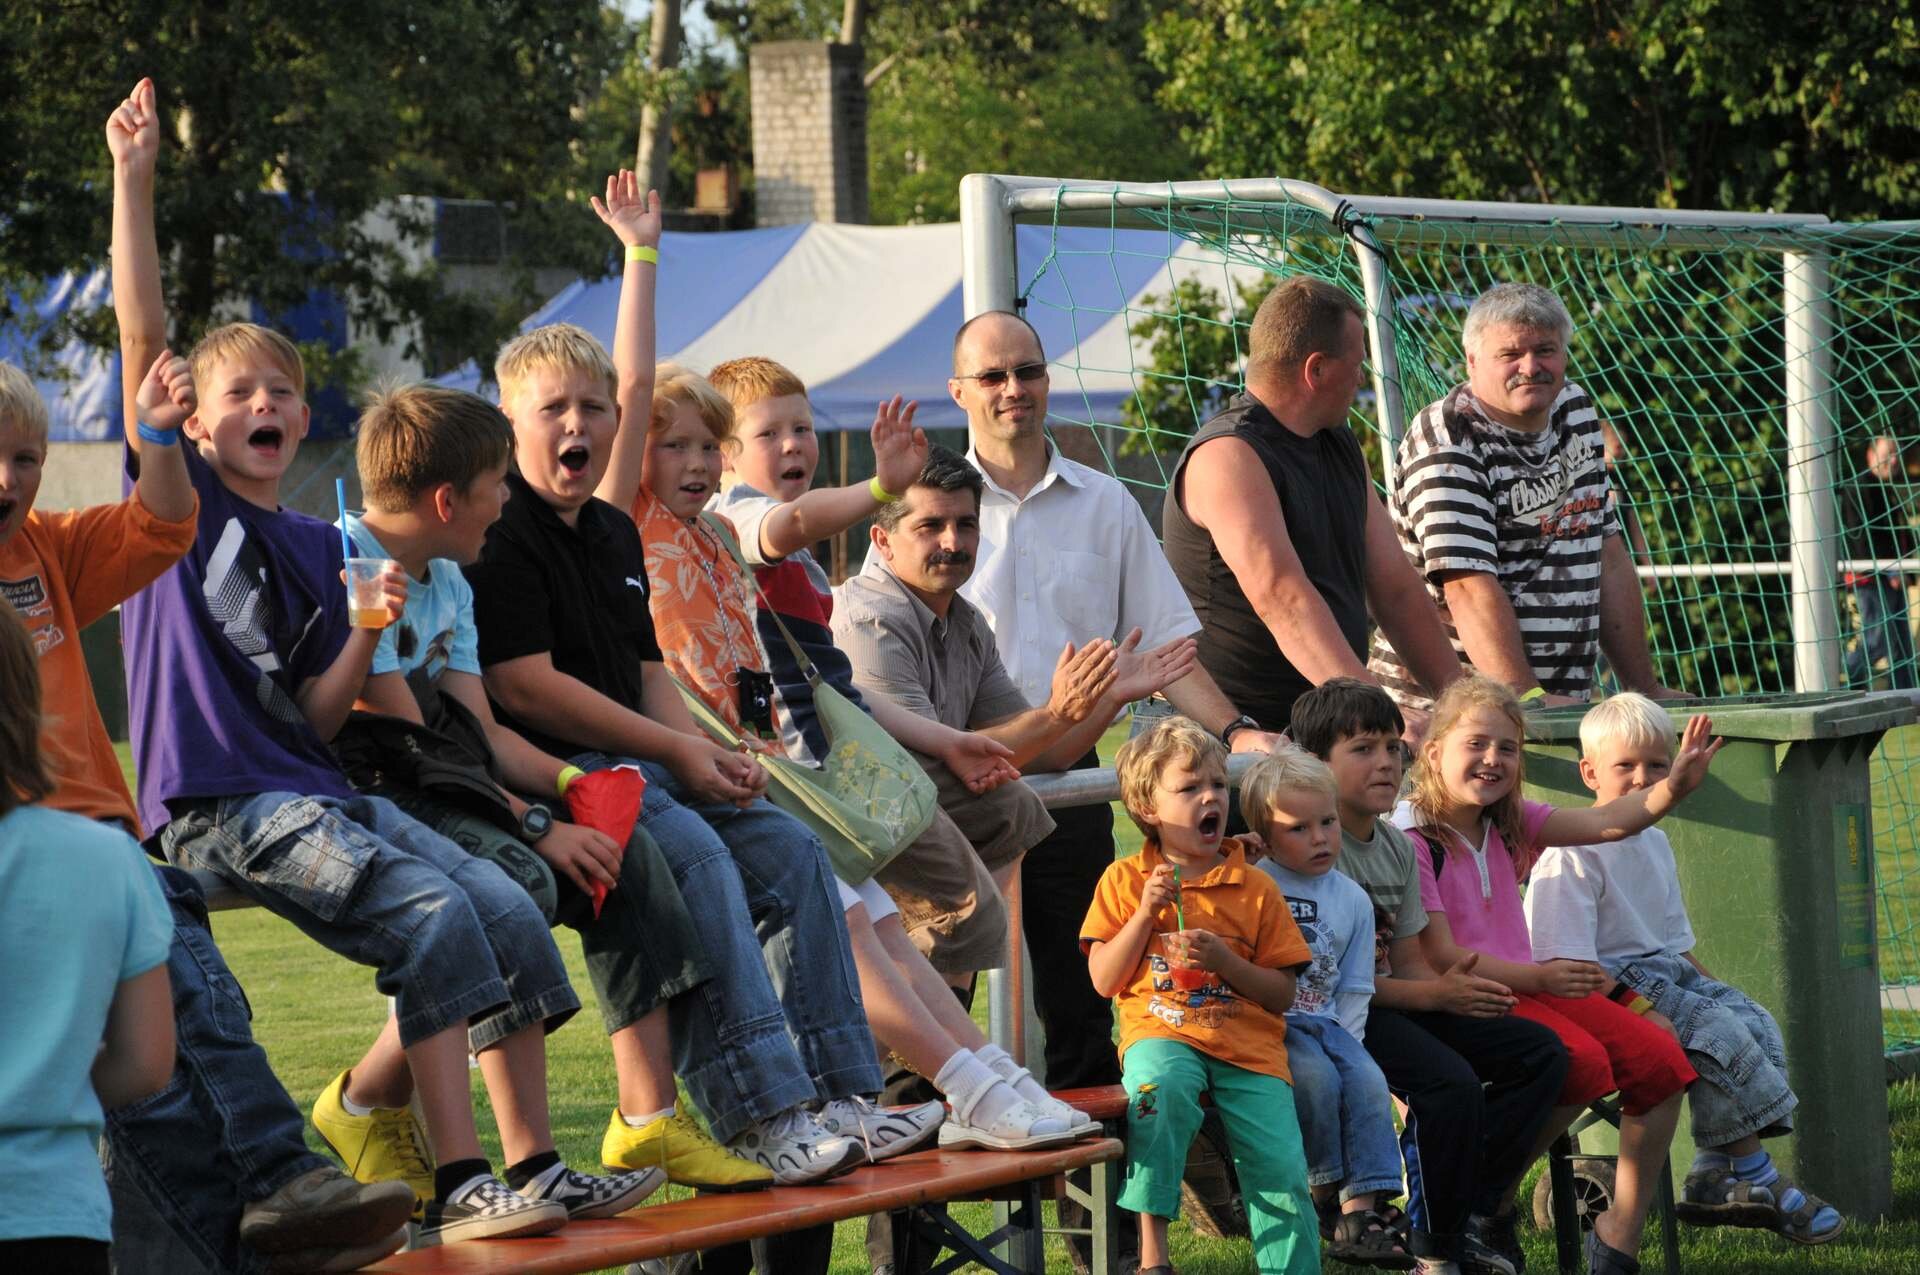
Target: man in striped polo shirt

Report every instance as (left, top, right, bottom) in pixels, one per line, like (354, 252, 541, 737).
(1370, 283, 1680, 710)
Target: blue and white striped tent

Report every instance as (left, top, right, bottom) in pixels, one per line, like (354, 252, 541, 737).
(18, 220, 1265, 441)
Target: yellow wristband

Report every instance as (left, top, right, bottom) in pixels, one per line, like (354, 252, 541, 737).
(625, 244, 659, 265)
(1519, 686, 1548, 703)
(1626, 993, 1654, 1016)
(556, 765, 586, 797)
(869, 475, 901, 504)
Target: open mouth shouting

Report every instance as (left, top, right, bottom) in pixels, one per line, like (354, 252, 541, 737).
(248, 424, 285, 457)
(1196, 809, 1223, 841)
(557, 443, 592, 476)
(0, 495, 16, 536)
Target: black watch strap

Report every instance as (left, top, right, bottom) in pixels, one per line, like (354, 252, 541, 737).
(1219, 714, 1260, 745)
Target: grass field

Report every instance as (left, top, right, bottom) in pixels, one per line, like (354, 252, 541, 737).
(118, 736, 1920, 1271)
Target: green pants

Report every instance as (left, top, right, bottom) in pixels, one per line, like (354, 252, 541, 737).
(1119, 1038, 1319, 1275)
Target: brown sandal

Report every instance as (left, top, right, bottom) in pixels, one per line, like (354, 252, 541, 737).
(1328, 1209, 1417, 1271)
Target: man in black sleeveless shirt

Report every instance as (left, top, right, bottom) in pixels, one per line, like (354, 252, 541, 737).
(1163, 276, 1460, 735)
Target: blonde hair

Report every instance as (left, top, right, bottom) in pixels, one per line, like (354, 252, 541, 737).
(1578, 693, 1675, 759)
(709, 356, 808, 410)
(355, 384, 512, 513)
(0, 606, 52, 816)
(651, 363, 735, 443)
(493, 323, 617, 407)
(1406, 675, 1532, 874)
(0, 362, 49, 444)
(1239, 747, 1338, 836)
(1114, 715, 1227, 839)
(188, 323, 306, 398)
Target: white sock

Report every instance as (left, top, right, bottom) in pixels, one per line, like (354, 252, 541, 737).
(935, 1049, 1023, 1129)
(976, 1043, 1051, 1106)
(339, 1090, 376, 1118)
(621, 1104, 675, 1128)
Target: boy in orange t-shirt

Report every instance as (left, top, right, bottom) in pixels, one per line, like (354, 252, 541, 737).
(1082, 715, 1317, 1275)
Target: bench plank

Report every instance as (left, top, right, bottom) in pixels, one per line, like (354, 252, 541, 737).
(362, 1139, 1121, 1274)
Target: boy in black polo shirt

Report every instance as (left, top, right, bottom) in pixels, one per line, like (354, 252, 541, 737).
(465, 297, 907, 1181)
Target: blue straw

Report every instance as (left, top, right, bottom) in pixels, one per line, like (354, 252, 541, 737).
(335, 477, 354, 564)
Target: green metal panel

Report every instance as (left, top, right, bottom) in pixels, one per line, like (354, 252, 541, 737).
(1522, 692, 1904, 1219)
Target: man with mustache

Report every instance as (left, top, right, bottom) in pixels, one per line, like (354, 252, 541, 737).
(1369, 283, 1681, 710)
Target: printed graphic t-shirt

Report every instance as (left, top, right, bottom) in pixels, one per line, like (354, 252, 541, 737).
(341, 514, 479, 682)
(1081, 838, 1311, 1082)
(1337, 818, 1430, 974)
(1256, 858, 1377, 1019)
(0, 496, 195, 829)
(121, 443, 353, 832)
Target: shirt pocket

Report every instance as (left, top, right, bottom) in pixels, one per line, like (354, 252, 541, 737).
(1047, 548, 1121, 639)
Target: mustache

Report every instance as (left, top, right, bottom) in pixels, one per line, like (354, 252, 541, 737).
(925, 550, 973, 566)
(1505, 371, 1556, 389)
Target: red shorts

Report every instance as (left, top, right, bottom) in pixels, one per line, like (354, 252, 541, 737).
(1513, 992, 1696, 1116)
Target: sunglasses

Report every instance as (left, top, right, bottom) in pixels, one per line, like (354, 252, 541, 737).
(955, 362, 1049, 388)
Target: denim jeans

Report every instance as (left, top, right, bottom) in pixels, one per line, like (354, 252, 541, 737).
(380, 788, 710, 1034)
(1285, 1014, 1405, 1202)
(1846, 576, 1917, 689)
(160, 791, 577, 1051)
(104, 865, 324, 1275)
(574, 755, 881, 1142)
(1615, 954, 1797, 1145)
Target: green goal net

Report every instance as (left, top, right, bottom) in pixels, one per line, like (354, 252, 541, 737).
(1012, 186, 1920, 1053)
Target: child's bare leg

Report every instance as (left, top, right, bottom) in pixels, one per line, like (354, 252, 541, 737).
(1496, 1103, 1583, 1213)
(1341, 1190, 1379, 1215)
(1592, 1091, 1683, 1257)
(1138, 1212, 1172, 1270)
(610, 1006, 677, 1117)
(407, 1023, 484, 1164)
(1710, 1135, 1763, 1157)
(341, 1015, 413, 1109)
(474, 1026, 553, 1167)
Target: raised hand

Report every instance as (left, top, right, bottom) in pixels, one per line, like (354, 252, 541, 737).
(1046, 638, 1118, 724)
(106, 78, 161, 175)
(1665, 713, 1724, 801)
(1434, 952, 1517, 1017)
(590, 169, 664, 250)
(1108, 628, 1200, 703)
(938, 728, 1020, 794)
(870, 395, 928, 497)
(134, 349, 195, 435)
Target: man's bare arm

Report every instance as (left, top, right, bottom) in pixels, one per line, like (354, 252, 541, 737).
(1362, 492, 1463, 699)
(1595, 533, 1668, 693)
(1438, 570, 1551, 696)
(1182, 437, 1372, 683)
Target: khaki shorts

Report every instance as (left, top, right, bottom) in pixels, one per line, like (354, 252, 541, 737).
(874, 769, 1056, 975)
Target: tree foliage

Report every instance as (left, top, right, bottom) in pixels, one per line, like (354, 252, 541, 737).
(1, 0, 631, 377)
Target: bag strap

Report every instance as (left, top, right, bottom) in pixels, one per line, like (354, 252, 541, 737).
(698, 512, 826, 689)
(1406, 825, 1446, 880)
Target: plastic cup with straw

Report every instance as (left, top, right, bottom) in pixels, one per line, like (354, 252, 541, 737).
(338, 477, 390, 630)
(1168, 864, 1206, 989)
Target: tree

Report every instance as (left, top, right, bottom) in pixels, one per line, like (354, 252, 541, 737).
(1, 1, 631, 380)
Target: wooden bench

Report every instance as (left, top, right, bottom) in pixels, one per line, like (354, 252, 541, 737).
(357, 1138, 1121, 1275)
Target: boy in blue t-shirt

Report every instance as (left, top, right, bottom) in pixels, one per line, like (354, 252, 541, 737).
(113, 78, 592, 1247)
(326, 376, 769, 1196)
(1244, 748, 1411, 1269)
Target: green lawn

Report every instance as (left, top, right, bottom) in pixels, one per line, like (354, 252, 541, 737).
(119, 737, 1920, 1271)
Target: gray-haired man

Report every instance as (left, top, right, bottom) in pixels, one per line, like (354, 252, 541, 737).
(1369, 283, 1682, 709)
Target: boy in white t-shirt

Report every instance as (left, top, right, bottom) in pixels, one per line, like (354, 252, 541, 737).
(1526, 693, 1845, 1247)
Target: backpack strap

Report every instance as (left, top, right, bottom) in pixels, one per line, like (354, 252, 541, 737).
(1405, 825, 1446, 880)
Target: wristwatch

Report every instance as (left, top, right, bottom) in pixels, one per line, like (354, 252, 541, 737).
(1219, 714, 1261, 746)
(519, 803, 554, 843)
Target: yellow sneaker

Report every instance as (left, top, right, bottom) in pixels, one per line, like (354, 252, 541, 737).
(311, 1071, 436, 1217)
(600, 1108, 773, 1193)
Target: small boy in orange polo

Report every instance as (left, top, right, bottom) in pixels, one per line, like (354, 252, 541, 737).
(1082, 715, 1318, 1275)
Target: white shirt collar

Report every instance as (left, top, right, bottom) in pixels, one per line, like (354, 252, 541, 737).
(963, 439, 1085, 503)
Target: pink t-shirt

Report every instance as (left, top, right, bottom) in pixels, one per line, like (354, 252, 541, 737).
(1409, 800, 1555, 965)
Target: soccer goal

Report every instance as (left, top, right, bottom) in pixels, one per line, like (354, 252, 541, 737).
(958, 173, 1920, 1058)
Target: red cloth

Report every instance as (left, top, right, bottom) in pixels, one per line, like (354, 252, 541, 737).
(563, 767, 646, 918)
(1512, 992, 1696, 1115)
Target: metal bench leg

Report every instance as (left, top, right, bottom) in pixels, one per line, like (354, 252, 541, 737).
(1549, 1134, 1583, 1275)
(991, 1179, 1046, 1272)
(1090, 1152, 1122, 1275)
(1655, 1154, 1681, 1273)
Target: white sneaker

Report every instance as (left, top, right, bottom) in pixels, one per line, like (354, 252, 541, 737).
(725, 1106, 866, 1185)
(815, 1096, 945, 1163)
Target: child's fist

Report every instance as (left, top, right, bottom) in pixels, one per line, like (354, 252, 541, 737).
(106, 78, 161, 171)
(1139, 863, 1179, 918)
(1181, 928, 1230, 973)
(135, 350, 195, 435)
(591, 169, 663, 249)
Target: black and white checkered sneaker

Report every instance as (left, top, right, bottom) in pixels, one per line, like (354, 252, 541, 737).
(516, 1161, 666, 1220)
(418, 1173, 567, 1245)
(815, 1096, 945, 1163)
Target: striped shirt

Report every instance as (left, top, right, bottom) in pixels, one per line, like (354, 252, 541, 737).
(1369, 381, 1619, 710)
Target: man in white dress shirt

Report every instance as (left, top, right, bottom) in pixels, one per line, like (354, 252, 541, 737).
(933, 309, 1286, 1095)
